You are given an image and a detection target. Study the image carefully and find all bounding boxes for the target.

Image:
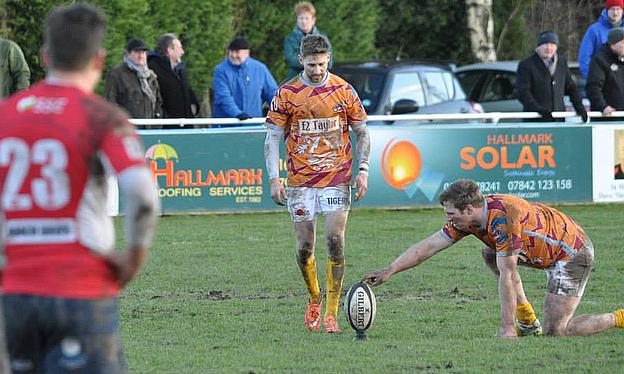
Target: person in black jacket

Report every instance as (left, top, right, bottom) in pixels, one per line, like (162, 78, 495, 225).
(147, 33, 198, 119)
(587, 27, 624, 121)
(517, 31, 587, 123)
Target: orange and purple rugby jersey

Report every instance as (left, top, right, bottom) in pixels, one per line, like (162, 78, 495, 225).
(266, 73, 367, 187)
(440, 194, 589, 269)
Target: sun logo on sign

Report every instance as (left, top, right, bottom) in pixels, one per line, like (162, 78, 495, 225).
(380, 138, 445, 201)
(381, 138, 422, 190)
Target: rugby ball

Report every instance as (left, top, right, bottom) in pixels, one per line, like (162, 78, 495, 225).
(344, 282, 376, 332)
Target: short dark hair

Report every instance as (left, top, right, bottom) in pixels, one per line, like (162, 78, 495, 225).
(155, 33, 178, 55)
(44, 3, 106, 71)
(438, 179, 484, 211)
(300, 34, 330, 57)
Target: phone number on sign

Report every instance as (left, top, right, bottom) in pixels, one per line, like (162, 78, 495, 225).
(443, 181, 503, 193)
(507, 179, 573, 191)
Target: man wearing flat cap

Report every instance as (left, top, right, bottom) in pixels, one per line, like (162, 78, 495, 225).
(104, 39, 163, 118)
(516, 31, 587, 123)
(587, 27, 624, 120)
(212, 37, 278, 124)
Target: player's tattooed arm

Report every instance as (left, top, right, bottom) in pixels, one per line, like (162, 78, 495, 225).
(351, 122, 370, 201)
(351, 122, 370, 173)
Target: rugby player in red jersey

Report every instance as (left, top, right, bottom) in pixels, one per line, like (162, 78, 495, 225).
(0, 4, 158, 372)
(365, 179, 624, 338)
(264, 34, 370, 333)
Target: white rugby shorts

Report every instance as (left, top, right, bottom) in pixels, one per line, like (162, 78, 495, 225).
(286, 185, 351, 222)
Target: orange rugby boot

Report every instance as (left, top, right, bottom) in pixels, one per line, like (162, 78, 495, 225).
(322, 314, 341, 334)
(305, 298, 322, 331)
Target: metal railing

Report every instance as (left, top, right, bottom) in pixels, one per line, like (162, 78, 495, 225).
(129, 111, 624, 128)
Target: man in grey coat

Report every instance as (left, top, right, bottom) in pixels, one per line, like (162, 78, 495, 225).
(104, 39, 163, 118)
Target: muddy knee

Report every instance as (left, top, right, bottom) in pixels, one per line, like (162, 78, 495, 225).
(326, 234, 344, 260)
(297, 240, 315, 263)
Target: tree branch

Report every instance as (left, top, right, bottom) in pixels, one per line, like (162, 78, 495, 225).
(496, 0, 525, 56)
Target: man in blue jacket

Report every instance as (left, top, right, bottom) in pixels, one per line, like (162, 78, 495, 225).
(212, 37, 277, 123)
(578, 0, 623, 78)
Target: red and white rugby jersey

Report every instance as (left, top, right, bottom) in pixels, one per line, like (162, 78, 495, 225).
(266, 73, 367, 187)
(0, 80, 146, 298)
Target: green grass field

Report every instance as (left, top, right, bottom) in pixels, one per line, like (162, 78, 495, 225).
(118, 204, 624, 373)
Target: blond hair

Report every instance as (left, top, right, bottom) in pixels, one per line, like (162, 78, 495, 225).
(295, 1, 316, 16)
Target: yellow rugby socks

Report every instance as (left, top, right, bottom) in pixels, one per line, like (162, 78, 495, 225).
(301, 256, 321, 302)
(325, 257, 345, 317)
(516, 302, 538, 325)
(614, 309, 624, 327)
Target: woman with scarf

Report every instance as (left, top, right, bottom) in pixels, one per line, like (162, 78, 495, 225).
(283, 2, 332, 82)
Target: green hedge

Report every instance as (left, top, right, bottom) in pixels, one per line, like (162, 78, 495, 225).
(1, 0, 379, 99)
(2, 1, 522, 107)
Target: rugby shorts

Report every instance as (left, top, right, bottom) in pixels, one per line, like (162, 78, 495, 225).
(286, 185, 351, 222)
(545, 241, 594, 297)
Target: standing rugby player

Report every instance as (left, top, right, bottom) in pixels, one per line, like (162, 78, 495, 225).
(0, 4, 158, 372)
(264, 34, 370, 333)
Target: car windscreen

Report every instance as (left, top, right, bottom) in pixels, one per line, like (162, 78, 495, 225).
(332, 68, 385, 112)
(455, 71, 484, 100)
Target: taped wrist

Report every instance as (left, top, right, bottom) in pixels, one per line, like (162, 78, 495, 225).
(264, 126, 283, 180)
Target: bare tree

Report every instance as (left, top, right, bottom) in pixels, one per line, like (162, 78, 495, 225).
(466, 0, 497, 62)
(524, 0, 601, 60)
(496, 0, 525, 55)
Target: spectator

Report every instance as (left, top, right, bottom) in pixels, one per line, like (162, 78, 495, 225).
(104, 39, 163, 118)
(0, 36, 30, 98)
(578, 0, 623, 79)
(615, 131, 624, 179)
(212, 37, 277, 122)
(0, 4, 158, 373)
(148, 33, 198, 118)
(283, 1, 332, 81)
(517, 31, 587, 123)
(587, 28, 624, 120)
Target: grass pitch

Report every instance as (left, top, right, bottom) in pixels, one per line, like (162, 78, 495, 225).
(118, 204, 624, 373)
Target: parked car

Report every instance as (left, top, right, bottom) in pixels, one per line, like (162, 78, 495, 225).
(455, 60, 588, 114)
(331, 60, 482, 120)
